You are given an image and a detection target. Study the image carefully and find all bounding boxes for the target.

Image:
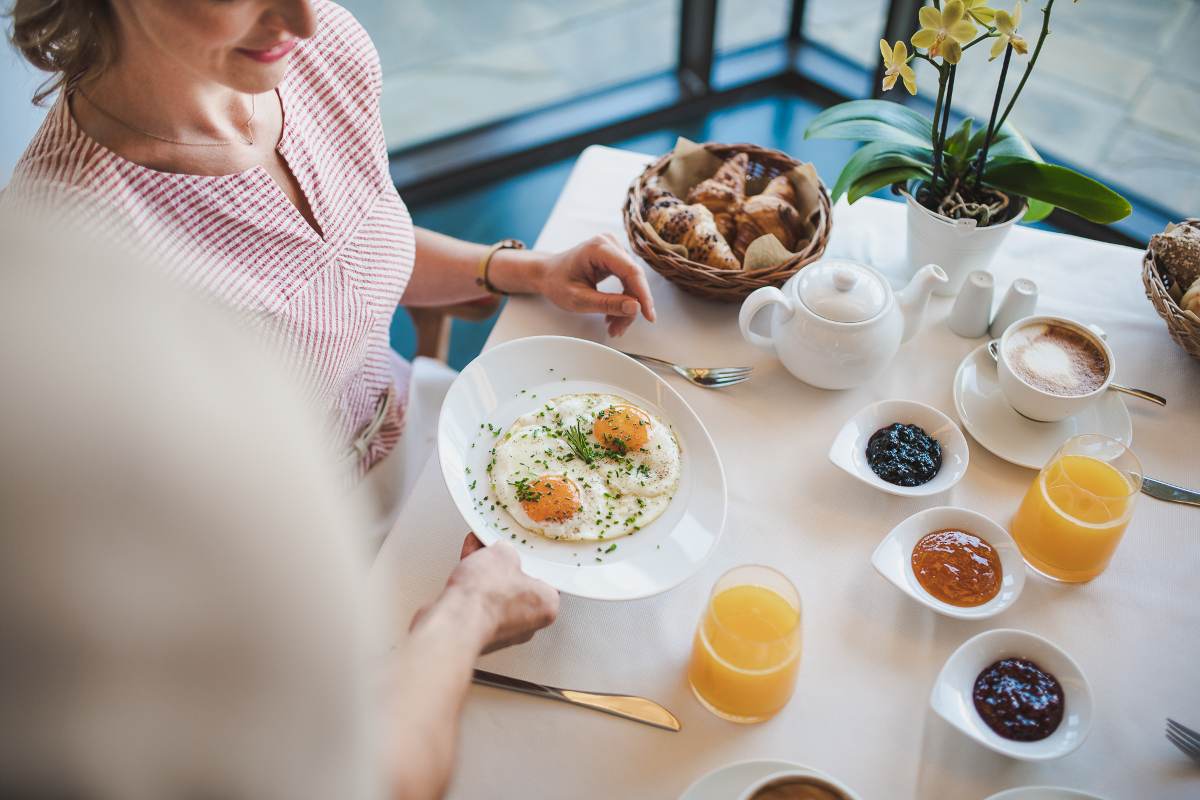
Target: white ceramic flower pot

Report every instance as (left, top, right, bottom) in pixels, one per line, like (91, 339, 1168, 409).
(905, 191, 1026, 297)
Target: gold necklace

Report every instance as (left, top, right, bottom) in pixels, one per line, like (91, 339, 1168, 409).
(77, 86, 256, 147)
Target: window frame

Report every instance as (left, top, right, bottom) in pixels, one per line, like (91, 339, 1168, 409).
(387, 0, 1168, 247)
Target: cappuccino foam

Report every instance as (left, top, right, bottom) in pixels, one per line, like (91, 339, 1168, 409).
(1005, 323, 1108, 396)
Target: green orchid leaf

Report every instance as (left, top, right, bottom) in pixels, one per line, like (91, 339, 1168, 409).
(985, 135, 1044, 162)
(831, 142, 933, 203)
(1023, 198, 1055, 223)
(966, 120, 1041, 162)
(805, 100, 935, 149)
(982, 159, 1131, 224)
(804, 120, 934, 150)
(944, 117, 975, 157)
(941, 152, 970, 181)
(848, 167, 931, 204)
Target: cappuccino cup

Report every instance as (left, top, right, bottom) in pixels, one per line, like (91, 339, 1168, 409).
(736, 770, 861, 800)
(996, 316, 1114, 422)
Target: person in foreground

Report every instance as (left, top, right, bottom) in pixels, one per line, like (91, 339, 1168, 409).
(0, 218, 558, 800)
(4, 0, 656, 538)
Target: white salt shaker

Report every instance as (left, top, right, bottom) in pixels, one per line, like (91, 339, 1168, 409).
(989, 278, 1039, 339)
(948, 270, 995, 338)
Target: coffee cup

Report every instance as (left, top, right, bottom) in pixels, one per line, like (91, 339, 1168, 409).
(736, 770, 862, 800)
(996, 315, 1114, 422)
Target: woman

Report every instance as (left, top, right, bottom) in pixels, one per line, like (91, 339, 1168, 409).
(3, 0, 656, 532)
(1, 215, 559, 800)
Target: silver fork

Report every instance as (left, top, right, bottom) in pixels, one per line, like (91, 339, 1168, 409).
(1168, 719, 1200, 765)
(619, 351, 753, 388)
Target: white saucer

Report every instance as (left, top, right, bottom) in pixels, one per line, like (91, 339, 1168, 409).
(952, 344, 1132, 469)
(983, 788, 1108, 800)
(438, 335, 726, 601)
(678, 760, 838, 800)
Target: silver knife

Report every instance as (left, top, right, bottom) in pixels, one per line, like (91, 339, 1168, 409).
(1142, 477, 1200, 507)
(471, 669, 681, 732)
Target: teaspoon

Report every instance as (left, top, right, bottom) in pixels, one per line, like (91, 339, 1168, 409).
(986, 340, 1165, 406)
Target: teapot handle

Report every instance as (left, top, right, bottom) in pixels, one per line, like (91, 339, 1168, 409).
(739, 287, 793, 360)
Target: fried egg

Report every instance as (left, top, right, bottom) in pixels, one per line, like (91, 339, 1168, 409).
(490, 394, 681, 541)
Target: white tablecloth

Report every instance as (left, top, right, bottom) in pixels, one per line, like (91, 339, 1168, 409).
(370, 145, 1200, 800)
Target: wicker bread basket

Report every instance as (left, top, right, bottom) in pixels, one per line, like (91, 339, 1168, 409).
(1142, 218, 1200, 362)
(623, 142, 833, 302)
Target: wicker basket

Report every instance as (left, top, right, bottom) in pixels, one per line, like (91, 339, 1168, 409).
(1142, 220, 1200, 362)
(623, 142, 833, 302)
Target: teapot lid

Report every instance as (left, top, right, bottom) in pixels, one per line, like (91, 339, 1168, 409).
(796, 259, 887, 323)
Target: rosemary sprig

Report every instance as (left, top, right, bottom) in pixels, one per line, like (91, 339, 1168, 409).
(563, 418, 595, 464)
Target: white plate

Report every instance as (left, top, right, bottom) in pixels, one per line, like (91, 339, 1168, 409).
(953, 344, 1131, 469)
(678, 760, 839, 800)
(984, 788, 1108, 800)
(930, 628, 1094, 761)
(872, 506, 1025, 620)
(438, 335, 726, 601)
(829, 399, 969, 497)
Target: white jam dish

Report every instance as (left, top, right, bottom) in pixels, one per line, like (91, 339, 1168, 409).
(930, 629, 1094, 761)
(829, 400, 969, 497)
(872, 506, 1025, 620)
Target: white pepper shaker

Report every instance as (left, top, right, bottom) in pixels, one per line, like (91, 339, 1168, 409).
(989, 278, 1039, 339)
(948, 270, 995, 338)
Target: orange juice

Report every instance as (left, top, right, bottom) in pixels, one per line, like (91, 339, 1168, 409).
(1011, 453, 1138, 581)
(687, 580, 802, 723)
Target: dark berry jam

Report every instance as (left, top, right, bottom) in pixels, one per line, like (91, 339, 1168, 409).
(973, 658, 1064, 742)
(866, 423, 942, 487)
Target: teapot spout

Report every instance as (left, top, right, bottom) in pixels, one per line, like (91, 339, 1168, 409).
(897, 264, 948, 343)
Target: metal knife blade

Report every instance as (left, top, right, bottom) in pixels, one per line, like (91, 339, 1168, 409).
(1142, 477, 1200, 507)
(471, 669, 681, 732)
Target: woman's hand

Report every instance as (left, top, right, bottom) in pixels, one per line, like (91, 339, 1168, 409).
(390, 534, 557, 800)
(533, 233, 657, 337)
(411, 534, 559, 654)
(407, 228, 656, 337)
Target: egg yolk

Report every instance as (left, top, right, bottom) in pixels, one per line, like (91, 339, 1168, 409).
(593, 405, 651, 453)
(519, 475, 581, 524)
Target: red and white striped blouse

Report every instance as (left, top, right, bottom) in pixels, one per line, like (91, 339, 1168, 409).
(1, 0, 413, 483)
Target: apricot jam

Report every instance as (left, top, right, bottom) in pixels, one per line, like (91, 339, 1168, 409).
(911, 529, 1001, 607)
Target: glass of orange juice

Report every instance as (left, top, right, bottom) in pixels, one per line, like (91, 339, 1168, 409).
(1010, 434, 1142, 582)
(686, 565, 802, 723)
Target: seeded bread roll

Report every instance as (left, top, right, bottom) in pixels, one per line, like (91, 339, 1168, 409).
(1151, 221, 1200, 293)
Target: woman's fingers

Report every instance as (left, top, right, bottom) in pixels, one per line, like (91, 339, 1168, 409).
(591, 234, 656, 323)
(538, 233, 657, 335)
(460, 532, 485, 559)
(571, 284, 639, 317)
(568, 287, 639, 337)
(605, 313, 634, 337)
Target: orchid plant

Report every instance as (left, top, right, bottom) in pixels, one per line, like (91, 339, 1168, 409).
(805, 0, 1131, 227)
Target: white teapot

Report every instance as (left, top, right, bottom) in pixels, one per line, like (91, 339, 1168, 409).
(738, 259, 948, 390)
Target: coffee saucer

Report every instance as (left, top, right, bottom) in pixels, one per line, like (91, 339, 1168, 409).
(953, 344, 1132, 469)
(677, 759, 852, 800)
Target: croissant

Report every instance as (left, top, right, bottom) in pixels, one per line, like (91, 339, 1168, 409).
(1182, 277, 1200, 316)
(732, 193, 802, 263)
(686, 154, 749, 242)
(760, 174, 797, 207)
(646, 193, 740, 270)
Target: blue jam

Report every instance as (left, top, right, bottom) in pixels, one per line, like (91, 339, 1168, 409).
(866, 423, 942, 487)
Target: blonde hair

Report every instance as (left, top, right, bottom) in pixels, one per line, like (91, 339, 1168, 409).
(8, 0, 116, 105)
